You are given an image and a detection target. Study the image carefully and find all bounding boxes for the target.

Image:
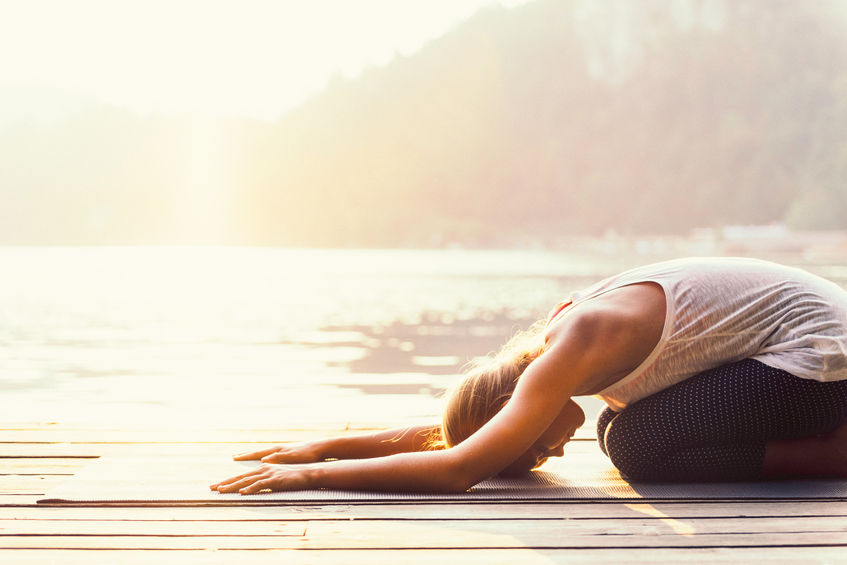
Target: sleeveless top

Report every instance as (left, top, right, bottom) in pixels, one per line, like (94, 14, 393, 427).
(548, 257, 847, 411)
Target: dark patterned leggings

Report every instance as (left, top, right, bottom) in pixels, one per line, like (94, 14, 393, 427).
(596, 359, 847, 482)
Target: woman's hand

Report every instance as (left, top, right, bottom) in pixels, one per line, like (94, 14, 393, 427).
(232, 441, 325, 464)
(210, 463, 314, 495)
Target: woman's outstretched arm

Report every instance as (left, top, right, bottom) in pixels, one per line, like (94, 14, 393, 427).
(233, 424, 442, 463)
(211, 324, 596, 495)
(212, 447, 469, 494)
(212, 284, 666, 494)
(211, 315, 601, 495)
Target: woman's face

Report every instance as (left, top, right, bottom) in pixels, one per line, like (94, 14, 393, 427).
(499, 399, 586, 477)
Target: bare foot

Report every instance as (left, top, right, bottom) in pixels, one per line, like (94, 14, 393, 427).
(820, 418, 847, 474)
(762, 420, 847, 479)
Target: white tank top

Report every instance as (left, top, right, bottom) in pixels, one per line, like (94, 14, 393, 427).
(552, 257, 847, 410)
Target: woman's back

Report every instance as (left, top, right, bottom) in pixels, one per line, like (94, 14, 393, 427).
(556, 257, 847, 409)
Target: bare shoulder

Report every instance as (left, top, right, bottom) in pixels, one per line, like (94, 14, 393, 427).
(544, 282, 666, 379)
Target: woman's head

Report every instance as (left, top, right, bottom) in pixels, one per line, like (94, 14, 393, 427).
(440, 320, 546, 449)
(499, 398, 585, 476)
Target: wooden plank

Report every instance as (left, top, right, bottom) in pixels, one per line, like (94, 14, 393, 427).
(0, 475, 67, 494)
(0, 425, 598, 438)
(5, 501, 847, 521)
(306, 515, 847, 536)
(1, 422, 402, 432)
(0, 430, 349, 443)
(1, 423, 377, 430)
(0, 439, 600, 458)
(4, 515, 847, 535)
(0, 519, 305, 536)
(0, 443, 341, 458)
(0, 495, 42, 506)
(0, 429, 454, 443)
(0, 458, 89, 474)
(0, 443, 254, 457)
(0, 547, 838, 565)
(1, 530, 846, 549)
(1, 423, 597, 442)
(2, 517, 847, 547)
(0, 535, 308, 550)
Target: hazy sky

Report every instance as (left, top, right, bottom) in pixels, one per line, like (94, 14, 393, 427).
(0, 0, 530, 123)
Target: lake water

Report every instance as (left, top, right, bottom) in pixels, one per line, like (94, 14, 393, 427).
(2, 247, 843, 430)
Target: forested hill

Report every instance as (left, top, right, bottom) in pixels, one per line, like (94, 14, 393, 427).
(3, 0, 847, 246)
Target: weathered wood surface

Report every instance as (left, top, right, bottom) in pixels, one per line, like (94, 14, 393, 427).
(1, 438, 598, 458)
(3, 548, 846, 565)
(0, 458, 88, 474)
(1, 423, 846, 563)
(0, 424, 597, 443)
(0, 475, 68, 494)
(3, 531, 847, 550)
(7, 501, 847, 520)
(3, 515, 847, 540)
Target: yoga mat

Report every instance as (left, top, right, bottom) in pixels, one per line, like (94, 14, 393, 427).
(38, 453, 847, 504)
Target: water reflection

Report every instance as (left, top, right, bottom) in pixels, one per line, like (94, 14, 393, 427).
(286, 309, 538, 397)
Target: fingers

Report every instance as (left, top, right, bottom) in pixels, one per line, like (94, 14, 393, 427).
(212, 471, 279, 495)
(239, 478, 273, 495)
(210, 466, 267, 491)
(233, 446, 281, 461)
(215, 475, 265, 493)
(210, 465, 306, 495)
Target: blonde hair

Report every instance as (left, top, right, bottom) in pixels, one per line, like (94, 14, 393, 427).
(430, 319, 547, 450)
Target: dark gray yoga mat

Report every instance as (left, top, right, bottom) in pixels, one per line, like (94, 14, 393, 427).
(38, 453, 847, 504)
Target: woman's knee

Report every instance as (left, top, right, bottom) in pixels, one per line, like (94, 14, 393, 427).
(603, 414, 666, 480)
(595, 407, 617, 455)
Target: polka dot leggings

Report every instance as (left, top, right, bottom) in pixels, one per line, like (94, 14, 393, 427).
(596, 359, 847, 482)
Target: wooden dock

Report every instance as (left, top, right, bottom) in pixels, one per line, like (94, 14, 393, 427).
(2, 422, 847, 563)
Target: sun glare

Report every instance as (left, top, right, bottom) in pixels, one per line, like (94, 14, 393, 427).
(0, 0, 531, 121)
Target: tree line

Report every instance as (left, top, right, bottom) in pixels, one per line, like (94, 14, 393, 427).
(2, 0, 845, 246)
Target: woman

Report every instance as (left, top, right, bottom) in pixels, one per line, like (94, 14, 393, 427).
(211, 257, 847, 495)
